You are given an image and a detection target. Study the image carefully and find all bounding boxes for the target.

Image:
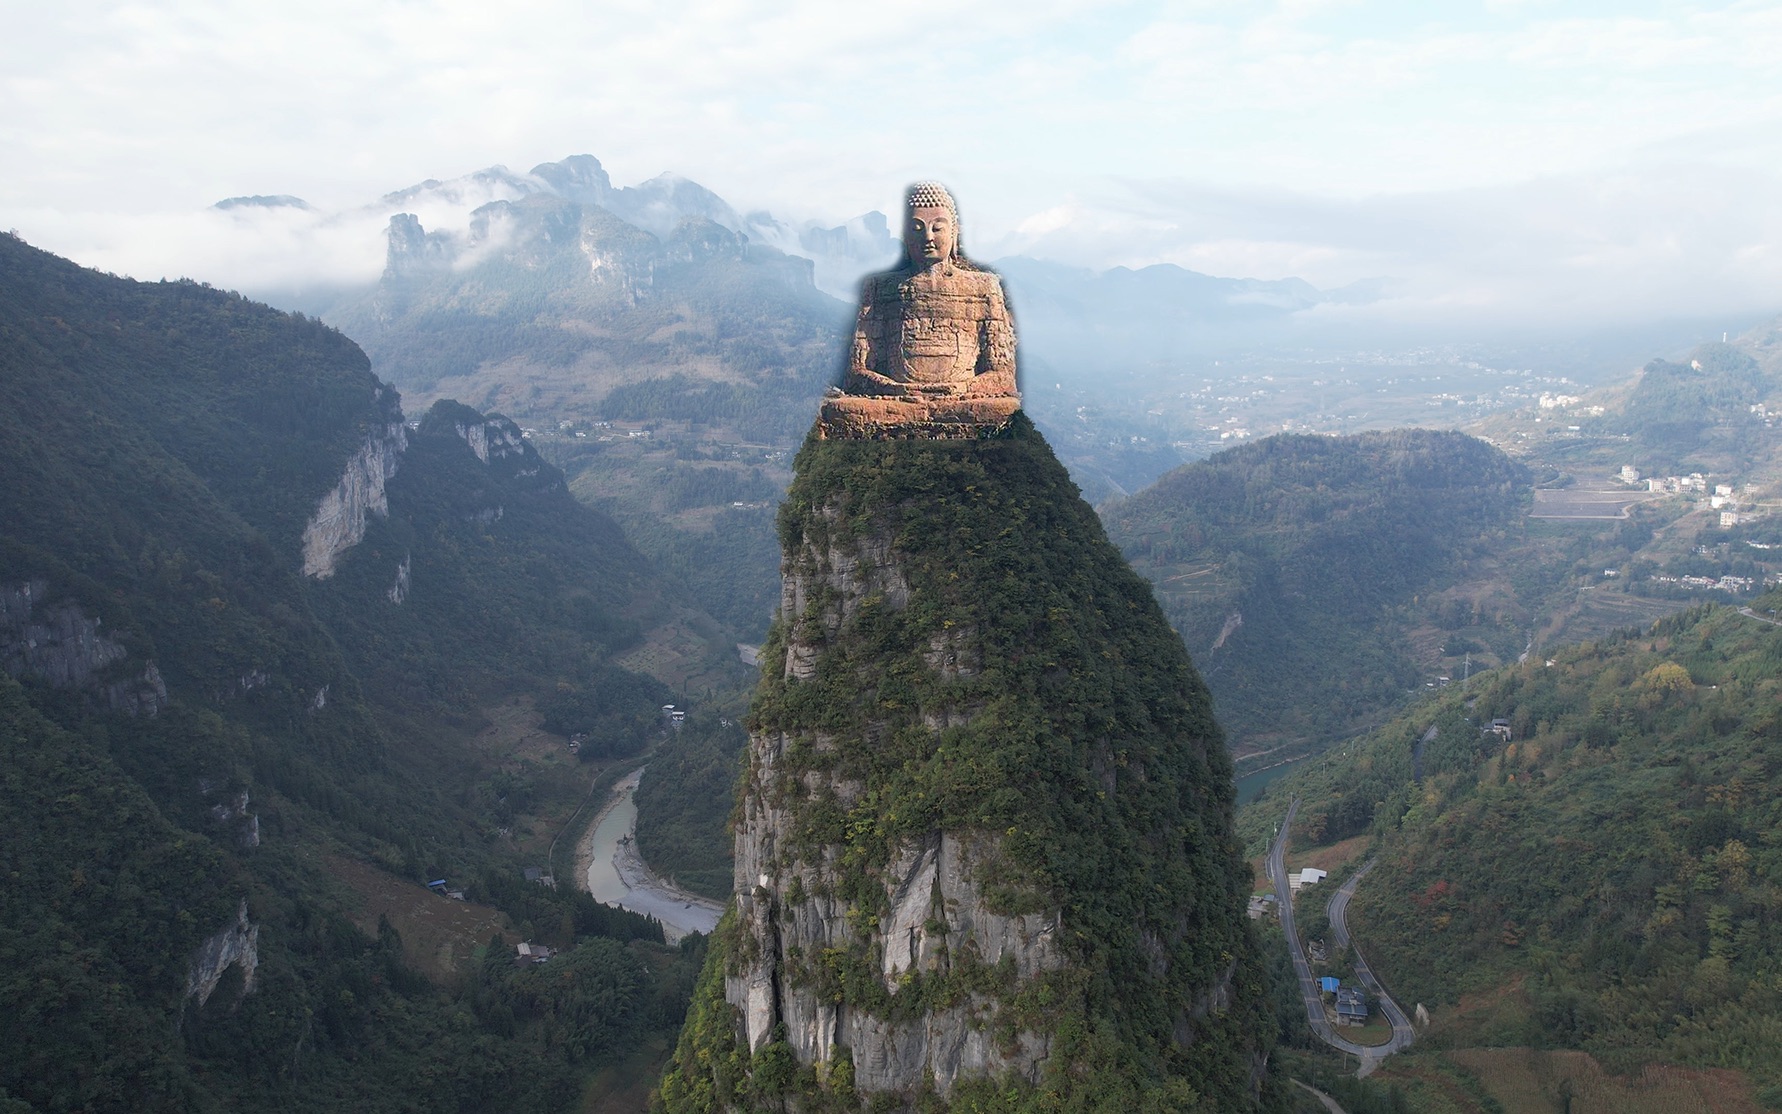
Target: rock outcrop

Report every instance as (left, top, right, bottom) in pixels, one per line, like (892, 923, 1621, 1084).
(725, 517, 1061, 1094)
(383, 212, 453, 280)
(186, 899, 260, 1008)
(452, 412, 527, 465)
(731, 808, 1060, 1091)
(423, 401, 562, 494)
(387, 553, 412, 604)
(1, 580, 167, 715)
(301, 405, 407, 578)
(203, 784, 262, 849)
(661, 419, 1273, 1111)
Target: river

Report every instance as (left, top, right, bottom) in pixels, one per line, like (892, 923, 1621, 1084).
(1235, 757, 1305, 807)
(582, 760, 1289, 939)
(578, 768, 725, 943)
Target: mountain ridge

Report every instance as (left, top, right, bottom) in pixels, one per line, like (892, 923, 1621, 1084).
(0, 232, 733, 1111)
(1105, 428, 1532, 757)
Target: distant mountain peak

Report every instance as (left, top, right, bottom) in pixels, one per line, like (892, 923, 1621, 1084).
(527, 154, 613, 202)
(377, 164, 540, 209)
(212, 194, 314, 212)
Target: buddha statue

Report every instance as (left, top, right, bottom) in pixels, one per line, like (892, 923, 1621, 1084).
(816, 182, 1022, 438)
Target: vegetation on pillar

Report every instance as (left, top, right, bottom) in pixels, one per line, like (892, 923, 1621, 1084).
(660, 415, 1278, 1111)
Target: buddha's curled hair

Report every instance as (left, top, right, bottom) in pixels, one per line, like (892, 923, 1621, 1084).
(902, 180, 986, 271)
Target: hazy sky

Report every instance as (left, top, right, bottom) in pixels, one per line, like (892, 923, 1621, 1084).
(4, 0, 1779, 330)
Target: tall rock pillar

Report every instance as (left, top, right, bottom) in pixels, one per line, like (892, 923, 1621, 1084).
(658, 184, 1273, 1113)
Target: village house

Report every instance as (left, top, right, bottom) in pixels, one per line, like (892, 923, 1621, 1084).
(1289, 867, 1327, 893)
(1335, 986, 1369, 1025)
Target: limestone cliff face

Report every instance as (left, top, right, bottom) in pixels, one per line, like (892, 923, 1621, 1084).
(728, 521, 1062, 1092)
(581, 213, 656, 305)
(453, 414, 526, 466)
(186, 899, 260, 1008)
(663, 419, 1274, 1111)
(383, 212, 453, 280)
(1, 580, 167, 715)
(301, 400, 407, 578)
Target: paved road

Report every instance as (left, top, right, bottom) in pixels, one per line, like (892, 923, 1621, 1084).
(1738, 607, 1782, 627)
(1327, 860, 1416, 1061)
(1268, 798, 1412, 1076)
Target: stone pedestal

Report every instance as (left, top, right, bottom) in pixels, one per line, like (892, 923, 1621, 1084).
(815, 392, 1020, 440)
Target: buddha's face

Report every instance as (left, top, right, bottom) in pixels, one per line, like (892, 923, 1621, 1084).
(905, 204, 955, 267)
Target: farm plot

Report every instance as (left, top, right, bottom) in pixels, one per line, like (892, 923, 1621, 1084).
(1446, 1048, 1763, 1114)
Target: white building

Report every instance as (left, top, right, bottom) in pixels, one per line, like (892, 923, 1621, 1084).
(1289, 868, 1328, 892)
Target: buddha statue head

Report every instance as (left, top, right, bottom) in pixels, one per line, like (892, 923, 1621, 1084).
(902, 181, 963, 271)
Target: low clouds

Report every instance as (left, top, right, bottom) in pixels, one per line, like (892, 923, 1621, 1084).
(9, 204, 387, 294)
(988, 149, 1782, 333)
(3, 1, 1778, 335)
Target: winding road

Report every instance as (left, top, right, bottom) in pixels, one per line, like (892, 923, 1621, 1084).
(1328, 861, 1417, 1058)
(1268, 798, 1414, 1076)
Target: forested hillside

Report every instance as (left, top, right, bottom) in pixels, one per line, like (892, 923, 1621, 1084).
(1246, 598, 1782, 1103)
(310, 192, 845, 639)
(309, 396, 739, 719)
(1469, 339, 1781, 481)
(1104, 429, 1530, 755)
(0, 233, 730, 1111)
(547, 432, 789, 639)
(1618, 344, 1777, 474)
(633, 711, 747, 901)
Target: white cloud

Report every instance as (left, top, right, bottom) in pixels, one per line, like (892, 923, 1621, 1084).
(9, 203, 390, 293)
(1, 1, 1777, 332)
(989, 148, 1782, 331)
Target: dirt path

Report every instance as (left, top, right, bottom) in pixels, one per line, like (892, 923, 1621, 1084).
(1292, 1080, 1350, 1114)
